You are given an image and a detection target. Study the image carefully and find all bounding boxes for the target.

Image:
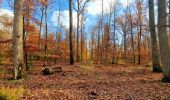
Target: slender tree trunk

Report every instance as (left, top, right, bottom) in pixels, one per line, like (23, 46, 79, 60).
(23, 17, 28, 71)
(101, 0, 103, 59)
(69, 0, 74, 65)
(77, 12, 80, 62)
(149, 0, 162, 72)
(38, 7, 44, 49)
(112, 11, 116, 64)
(138, 24, 142, 65)
(123, 32, 127, 60)
(129, 5, 135, 64)
(158, 0, 170, 82)
(56, 0, 61, 53)
(91, 32, 94, 61)
(137, 0, 142, 65)
(44, 5, 48, 67)
(80, 22, 84, 61)
(97, 20, 100, 61)
(13, 0, 24, 79)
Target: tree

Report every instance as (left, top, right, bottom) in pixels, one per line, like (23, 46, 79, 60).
(38, 1, 45, 49)
(44, 2, 48, 67)
(148, 0, 162, 72)
(69, 0, 74, 65)
(117, 12, 129, 61)
(103, 25, 110, 60)
(73, 0, 90, 62)
(13, 0, 25, 79)
(128, 0, 135, 64)
(157, 0, 170, 82)
(136, 0, 142, 65)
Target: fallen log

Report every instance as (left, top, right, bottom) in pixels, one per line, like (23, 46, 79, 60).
(42, 67, 62, 75)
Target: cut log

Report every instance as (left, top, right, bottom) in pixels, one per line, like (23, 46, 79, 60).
(42, 67, 62, 75)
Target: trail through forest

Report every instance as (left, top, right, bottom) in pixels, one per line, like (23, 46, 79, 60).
(1, 64, 170, 99)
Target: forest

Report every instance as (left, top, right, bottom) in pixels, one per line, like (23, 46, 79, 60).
(0, 0, 170, 99)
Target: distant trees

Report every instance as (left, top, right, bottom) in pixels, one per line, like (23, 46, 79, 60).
(148, 0, 161, 72)
(13, 0, 24, 79)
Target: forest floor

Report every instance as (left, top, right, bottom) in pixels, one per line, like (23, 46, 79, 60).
(1, 63, 170, 99)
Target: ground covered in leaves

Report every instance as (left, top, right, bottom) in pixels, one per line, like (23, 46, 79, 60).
(1, 63, 170, 99)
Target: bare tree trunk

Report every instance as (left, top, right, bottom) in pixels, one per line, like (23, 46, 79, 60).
(23, 17, 28, 71)
(169, 0, 170, 42)
(101, 0, 103, 60)
(97, 20, 100, 61)
(77, 12, 80, 62)
(137, 0, 142, 65)
(69, 0, 74, 65)
(13, 0, 24, 79)
(80, 22, 84, 61)
(44, 5, 48, 67)
(38, 7, 44, 49)
(112, 10, 116, 64)
(158, 0, 170, 82)
(128, 4, 136, 64)
(124, 33, 127, 60)
(149, 0, 162, 72)
(91, 32, 94, 61)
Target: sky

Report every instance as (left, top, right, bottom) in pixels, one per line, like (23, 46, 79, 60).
(0, 0, 134, 33)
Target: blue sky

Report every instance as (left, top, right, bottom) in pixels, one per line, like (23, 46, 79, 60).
(0, 0, 133, 34)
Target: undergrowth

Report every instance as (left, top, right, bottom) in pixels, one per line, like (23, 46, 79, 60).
(0, 86, 24, 100)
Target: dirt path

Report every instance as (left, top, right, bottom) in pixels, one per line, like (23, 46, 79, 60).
(2, 64, 170, 99)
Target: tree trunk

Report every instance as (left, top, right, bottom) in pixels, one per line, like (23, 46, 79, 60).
(69, 0, 74, 65)
(112, 10, 116, 64)
(129, 5, 135, 64)
(169, 0, 170, 42)
(13, 0, 25, 79)
(77, 13, 80, 62)
(23, 17, 28, 71)
(149, 0, 162, 72)
(137, 0, 142, 65)
(38, 7, 44, 49)
(44, 5, 48, 67)
(158, 0, 170, 82)
(80, 23, 84, 61)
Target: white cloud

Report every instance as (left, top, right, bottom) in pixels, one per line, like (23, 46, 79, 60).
(0, 9, 13, 17)
(87, 0, 133, 16)
(120, 0, 133, 7)
(51, 10, 78, 28)
(51, 0, 134, 28)
(87, 0, 116, 16)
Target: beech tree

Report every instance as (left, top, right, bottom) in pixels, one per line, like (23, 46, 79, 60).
(44, 2, 48, 67)
(157, 0, 170, 82)
(148, 0, 161, 72)
(13, 0, 25, 79)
